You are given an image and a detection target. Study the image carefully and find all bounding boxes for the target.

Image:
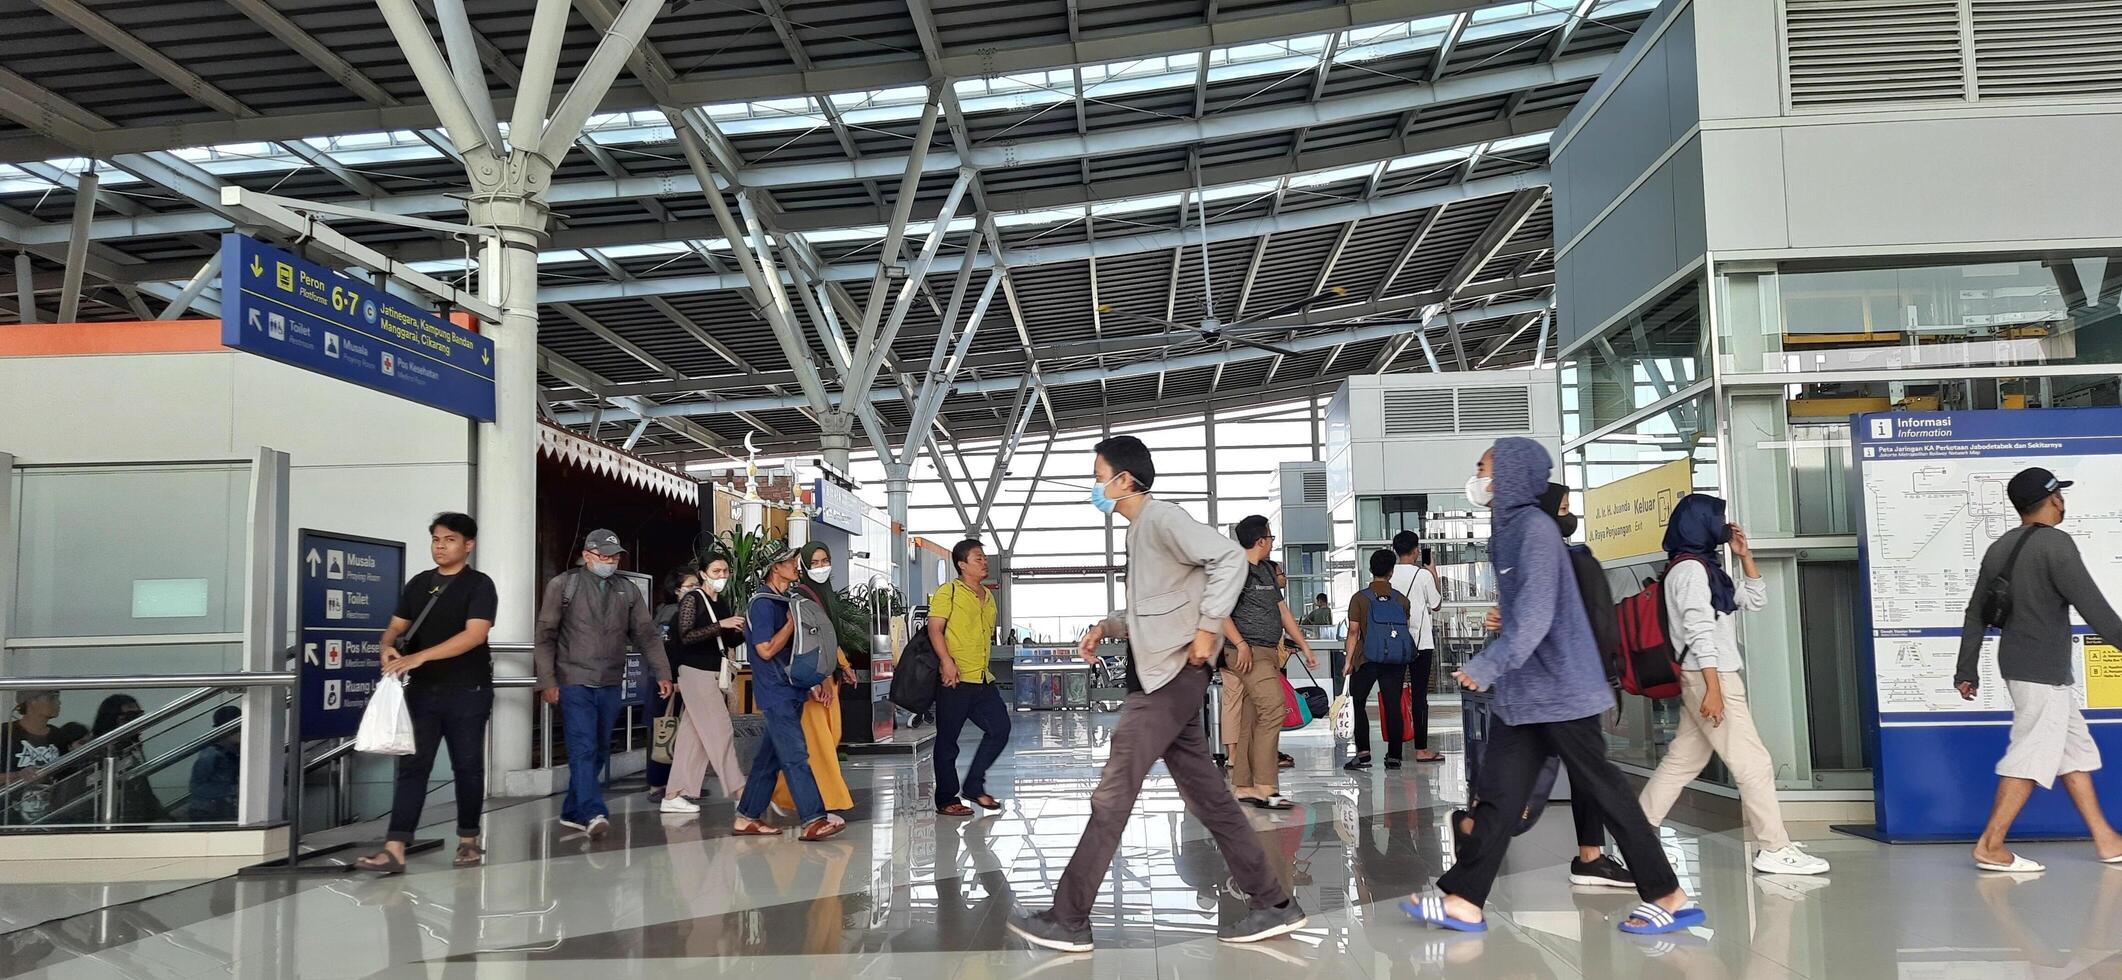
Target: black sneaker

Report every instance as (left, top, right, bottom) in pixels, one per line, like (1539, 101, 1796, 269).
(1343, 755, 1372, 771)
(1568, 854, 1635, 888)
(1384, 757, 1403, 770)
(1007, 909, 1093, 953)
(1218, 898, 1307, 943)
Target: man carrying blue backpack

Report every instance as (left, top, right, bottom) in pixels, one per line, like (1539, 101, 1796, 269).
(732, 543, 846, 843)
(1344, 548, 1417, 771)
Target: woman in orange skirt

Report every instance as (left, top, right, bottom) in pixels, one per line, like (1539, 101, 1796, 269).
(773, 541, 855, 814)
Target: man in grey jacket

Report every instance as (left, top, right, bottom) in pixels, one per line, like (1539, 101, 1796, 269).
(1957, 467, 2122, 873)
(1007, 436, 1306, 952)
(535, 529, 672, 837)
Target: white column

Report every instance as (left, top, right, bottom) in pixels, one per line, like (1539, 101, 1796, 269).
(470, 204, 547, 791)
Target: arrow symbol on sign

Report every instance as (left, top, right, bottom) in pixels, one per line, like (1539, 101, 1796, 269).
(305, 548, 321, 576)
(248, 309, 262, 331)
(481, 348, 491, 367)
(250, 256, 264, 278)
(304, 644, 319, 666)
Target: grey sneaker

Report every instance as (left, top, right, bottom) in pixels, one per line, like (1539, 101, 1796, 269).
(1007, 909, 1093, 953)
(1218, 899, 1307, 943)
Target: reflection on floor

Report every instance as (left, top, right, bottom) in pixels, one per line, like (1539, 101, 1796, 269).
(5, 711, 2121, 978)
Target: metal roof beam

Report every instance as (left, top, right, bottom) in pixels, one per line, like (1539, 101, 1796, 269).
(554, 296, 1551, 422)
(539, 168, 1549, 302)
(225, 0, 399, 107)
(32, 0, 256, 118)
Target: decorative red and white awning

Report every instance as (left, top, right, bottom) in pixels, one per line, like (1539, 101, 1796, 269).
(538, 423, 700, 505)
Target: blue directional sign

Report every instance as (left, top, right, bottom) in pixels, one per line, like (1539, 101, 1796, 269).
(220, 234, 496, 420)
(298, 530, 405, 740)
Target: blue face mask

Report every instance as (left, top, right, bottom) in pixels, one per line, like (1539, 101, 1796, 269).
(1090, 475, 1122, 515)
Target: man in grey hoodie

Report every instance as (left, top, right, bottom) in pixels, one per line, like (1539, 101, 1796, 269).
(1407, 438, 1699, 936)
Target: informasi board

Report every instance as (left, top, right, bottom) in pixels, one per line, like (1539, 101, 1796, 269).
(1852, 408, 2122, 839)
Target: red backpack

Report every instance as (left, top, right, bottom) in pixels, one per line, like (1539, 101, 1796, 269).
(1611, 555, 1705, 700)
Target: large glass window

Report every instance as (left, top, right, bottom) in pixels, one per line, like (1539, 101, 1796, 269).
(1561, 277, 1709, 441)
(1721, 254, 2122, 376)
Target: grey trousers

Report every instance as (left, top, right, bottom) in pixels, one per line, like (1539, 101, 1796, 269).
(1052, 663, 1288, 928)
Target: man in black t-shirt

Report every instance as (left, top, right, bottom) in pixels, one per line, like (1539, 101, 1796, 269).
(355, 512, 499, 874)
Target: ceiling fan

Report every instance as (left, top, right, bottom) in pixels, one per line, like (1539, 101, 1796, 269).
(1091, 177, 1350, 359)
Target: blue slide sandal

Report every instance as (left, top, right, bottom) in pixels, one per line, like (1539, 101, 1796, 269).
(1617, 902, 1705, 935)
(1401, 895, 1488, 933)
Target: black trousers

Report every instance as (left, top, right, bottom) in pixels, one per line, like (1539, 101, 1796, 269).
(1436, 714, 1678, 907)
(387, 684, 492, 844)
(1349, 659, 1416, 756)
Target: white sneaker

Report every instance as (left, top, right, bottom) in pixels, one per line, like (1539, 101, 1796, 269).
(1753, 844, 1829, 876)
(587, 815, 611, 839)
(660, 795, 701, 814)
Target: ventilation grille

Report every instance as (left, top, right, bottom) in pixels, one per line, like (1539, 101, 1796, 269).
(1301, 469, 1328, 504)
(1381, 390, 1456, 436)
(1972, 0, 2122, 98)
(1785, 0, 1966, 108)
(1380, 387, 1534, 436)
(1458, 387, 1534, 432)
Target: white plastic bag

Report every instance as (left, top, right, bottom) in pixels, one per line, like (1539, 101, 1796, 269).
(1330, 693, 1355, 742)
(355, 674, 416, 755)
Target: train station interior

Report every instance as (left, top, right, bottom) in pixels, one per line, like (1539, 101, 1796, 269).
(4, 0, 2122, 976)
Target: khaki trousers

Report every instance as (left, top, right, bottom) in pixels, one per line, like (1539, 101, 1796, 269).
(1224, 643, 1288, 793)
(667, 665, 745, 800)
(1637, 670, 1793, 850)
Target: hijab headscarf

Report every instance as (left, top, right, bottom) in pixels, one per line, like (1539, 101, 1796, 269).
(1662, 493, 1737, 614)
(1534, 482, 1579, 539)
(794, 541, 842, 620)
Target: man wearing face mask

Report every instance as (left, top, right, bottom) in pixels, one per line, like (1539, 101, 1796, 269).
(1008, 436, 1307, 952)
(535, 529, 673, 838)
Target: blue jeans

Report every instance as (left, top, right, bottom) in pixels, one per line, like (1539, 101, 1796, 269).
(933, 682, 1012, 809)
(737, 692, 824, 825)
(559, 685, 622, 825)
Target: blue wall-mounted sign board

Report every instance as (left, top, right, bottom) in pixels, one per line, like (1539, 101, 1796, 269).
(220, 234, 495, 420)
(1851, 408, 2122, 840)
(298, 530, 405, 741)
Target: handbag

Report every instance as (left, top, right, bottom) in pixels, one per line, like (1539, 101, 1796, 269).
(650, 691, 681, 765)
(1330, 693, 1354, 742)
(1283, 658, 1330, 731)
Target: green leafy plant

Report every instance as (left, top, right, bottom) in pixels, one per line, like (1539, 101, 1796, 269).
(833, 584, 907, 658)
(695, 527, 787, 609)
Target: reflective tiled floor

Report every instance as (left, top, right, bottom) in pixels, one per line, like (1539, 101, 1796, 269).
(5, 711, 2122, 978)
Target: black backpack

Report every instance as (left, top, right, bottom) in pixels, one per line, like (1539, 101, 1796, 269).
(888, 625, 944, 716)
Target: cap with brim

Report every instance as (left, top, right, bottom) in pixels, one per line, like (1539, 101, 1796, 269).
(584, 529, 625, 557)
(2006, 467, 2072, 513)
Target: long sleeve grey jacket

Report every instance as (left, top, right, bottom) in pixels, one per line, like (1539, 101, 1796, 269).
(1100, 499, 1247, 694)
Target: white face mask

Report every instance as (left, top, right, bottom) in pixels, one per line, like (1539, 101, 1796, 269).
(1466, 475, 1494, 509)
(705, 575, 728, 593)
(807, 565, 833, 583)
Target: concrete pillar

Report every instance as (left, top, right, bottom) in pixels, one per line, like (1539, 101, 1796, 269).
(469, 191, 552, 791)
(14, 252, 36, 323)
(885, 461, 912, 600)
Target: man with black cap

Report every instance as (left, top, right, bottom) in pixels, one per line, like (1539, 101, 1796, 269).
(1957, 467, 2122, 873)
(535, 529, 672, 838)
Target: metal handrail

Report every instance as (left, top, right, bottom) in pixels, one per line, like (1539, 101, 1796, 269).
(0, 672, 297, 691)
(33, 719, 242, 826)
(0, 683, 245, 810)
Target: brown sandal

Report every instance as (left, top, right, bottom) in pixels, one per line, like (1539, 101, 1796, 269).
(731, 818, 781, 836)
(354, 851, 405, 875)
(937, 802, 975, 817)
(453, 843, 486, 868)
(800, 816, 847, 842)
(970, 794, 1003, 812)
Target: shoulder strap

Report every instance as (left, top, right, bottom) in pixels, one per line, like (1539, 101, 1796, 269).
(2002, 525, 2044, 576)
(402, 572, 456, 650)
(561, 569, 581, 607)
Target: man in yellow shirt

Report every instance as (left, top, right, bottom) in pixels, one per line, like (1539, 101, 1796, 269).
(927, 539, 1011, 816)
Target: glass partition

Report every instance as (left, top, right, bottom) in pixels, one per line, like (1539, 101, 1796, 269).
(1720, 253, 2122, 376)
(1561, 277, 1709, 442)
